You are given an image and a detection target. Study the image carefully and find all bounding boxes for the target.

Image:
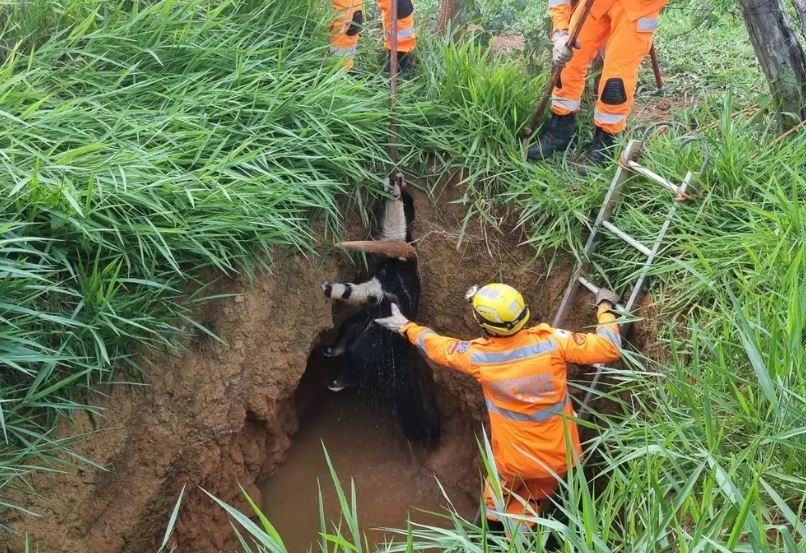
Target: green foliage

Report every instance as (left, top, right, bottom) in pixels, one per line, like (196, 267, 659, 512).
(1, 0, 391, 514)
(0, 0, 804, 551)
(0, 0, 124, 52)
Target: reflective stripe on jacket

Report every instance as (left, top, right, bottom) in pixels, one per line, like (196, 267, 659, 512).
(402, 306, 620, 479)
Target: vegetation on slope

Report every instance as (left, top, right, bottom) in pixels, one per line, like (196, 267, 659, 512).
(1, 0, 803, 550)
(1, 0, 389, 512)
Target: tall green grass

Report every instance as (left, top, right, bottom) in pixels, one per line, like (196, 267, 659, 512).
(1, 0, 395, 516)
(1, 0, 803, 550)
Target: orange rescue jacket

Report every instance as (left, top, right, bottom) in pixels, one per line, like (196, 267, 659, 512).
(401, 306, 620, 479)
(549, 0, 668, 33)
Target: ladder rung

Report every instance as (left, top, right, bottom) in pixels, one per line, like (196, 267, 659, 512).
(576, 275, 626, 312)
(577, 275, 596, 291)
(625, 160, 682, 196)
(601, 220, 653, 256)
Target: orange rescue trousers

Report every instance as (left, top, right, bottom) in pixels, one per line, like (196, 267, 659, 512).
(484, 474, 558, 524)
(330, 0, 416, 70)
(548, 0, 667, 133)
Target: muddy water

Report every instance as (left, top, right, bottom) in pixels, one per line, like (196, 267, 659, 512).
(261, 390, 477, 552)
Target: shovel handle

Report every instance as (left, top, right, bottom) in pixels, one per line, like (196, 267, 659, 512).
(523, 0, 595, 138)
(649, 44, 663, 92)
(523, 67, 562, 137)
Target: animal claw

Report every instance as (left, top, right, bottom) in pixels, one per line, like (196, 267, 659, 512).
(383, 177, 401, 199)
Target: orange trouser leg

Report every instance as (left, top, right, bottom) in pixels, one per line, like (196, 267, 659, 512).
(483, 474, 559, 524)
(551, 9, 610, 116)
(331, 0, 363, 69)
(378, 0, 416, 53)
(593, 3, 660, 133)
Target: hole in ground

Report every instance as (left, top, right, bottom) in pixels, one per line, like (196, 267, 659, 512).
(260, 338, 478, 552)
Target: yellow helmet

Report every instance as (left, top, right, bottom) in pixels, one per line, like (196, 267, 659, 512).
(465, 283, 530, 337)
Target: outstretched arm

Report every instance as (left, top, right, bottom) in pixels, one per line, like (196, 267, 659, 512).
(375, 304, 479, 378)
(555, 290, 622, 365)
(401, 323, 478, 377)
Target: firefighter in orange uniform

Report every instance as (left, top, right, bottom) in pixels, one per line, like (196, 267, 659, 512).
(528, 0, 667, 166)
(375, 283, 622, 526)
(330, 0, 416, 71)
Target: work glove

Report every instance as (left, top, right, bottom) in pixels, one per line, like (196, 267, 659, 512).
(595, 287, 620, 308)
(374, 303, 409, 334)
(551, 30, 578, 68)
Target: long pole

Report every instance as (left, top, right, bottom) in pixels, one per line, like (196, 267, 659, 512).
(389, 0, 399, 165)
(649, 44, 664, 92)
(523, 0, 595, 137)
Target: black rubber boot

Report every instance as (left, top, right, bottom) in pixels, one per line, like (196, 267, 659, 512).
(385, 51, 415, 75)
(527, 113, 576, 161)
(485, 519, 506, 535)
(399, 51, 415, 74)
(584, 126, 617, 166)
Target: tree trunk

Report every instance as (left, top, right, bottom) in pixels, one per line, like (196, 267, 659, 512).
(738, 0, 806, 126)
(436, 0, 459, 34)
(793, 0, 806, 38)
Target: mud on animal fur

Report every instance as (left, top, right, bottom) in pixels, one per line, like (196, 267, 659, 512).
(321, 176, 440, 446)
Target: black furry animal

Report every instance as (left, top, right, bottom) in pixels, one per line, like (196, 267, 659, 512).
(321, 178, 440, 446)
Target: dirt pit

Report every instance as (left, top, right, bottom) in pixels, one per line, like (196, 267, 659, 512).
(260, 347, 477, 552)
(2, 182, 652, 553)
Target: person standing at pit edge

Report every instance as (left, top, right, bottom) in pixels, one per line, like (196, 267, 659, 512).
(528, 0, 667, 166)
(374, 283, 622, 530)
(330, 0, 416, 72)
